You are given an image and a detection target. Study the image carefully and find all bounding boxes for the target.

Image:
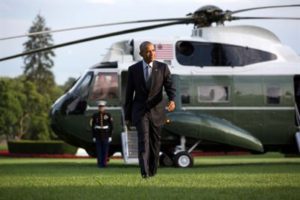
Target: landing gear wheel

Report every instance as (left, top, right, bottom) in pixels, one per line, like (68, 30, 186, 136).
(160, 153, 174, 167)
(174, 151, 193, 168)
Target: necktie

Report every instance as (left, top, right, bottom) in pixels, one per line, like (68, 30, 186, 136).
(145, 65, 149, 81)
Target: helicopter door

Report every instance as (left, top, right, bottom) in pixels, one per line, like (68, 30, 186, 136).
(120, 71, 139, 163)
(87, 72, 126, 149)
(294, 75, 300, 126)
(120, 71, 128, 105)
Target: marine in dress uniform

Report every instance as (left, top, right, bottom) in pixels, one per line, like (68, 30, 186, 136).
(91, 101, 113, 168)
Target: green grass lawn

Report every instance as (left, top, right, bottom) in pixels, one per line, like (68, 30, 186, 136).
(0, 153, 300, 200)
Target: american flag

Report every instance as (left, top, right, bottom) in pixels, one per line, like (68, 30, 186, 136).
(155, 43, 173, 60)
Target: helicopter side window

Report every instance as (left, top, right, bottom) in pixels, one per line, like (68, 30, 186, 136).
(197, 86, 229, 103)
(89, 72, 119, 103)
(176, 41, 277, 67)
(176, 41, 194, 56)
(181, 87, 191, 104)
(179, 76, 192, 104)
(266, 86, 281, 104)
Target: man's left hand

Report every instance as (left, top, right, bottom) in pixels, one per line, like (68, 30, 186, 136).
(167, 101, 176, 112)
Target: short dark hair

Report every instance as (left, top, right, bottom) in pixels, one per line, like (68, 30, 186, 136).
(139, 41, 153, 53)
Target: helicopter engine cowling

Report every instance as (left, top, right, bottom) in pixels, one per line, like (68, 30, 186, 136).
(164, 111, 264, 153)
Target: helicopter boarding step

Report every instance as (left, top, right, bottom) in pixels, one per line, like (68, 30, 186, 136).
(121, 129, 139, 164)
(296, 132, 300, 153)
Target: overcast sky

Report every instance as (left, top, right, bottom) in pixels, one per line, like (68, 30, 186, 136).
(1, 0, 300, 85)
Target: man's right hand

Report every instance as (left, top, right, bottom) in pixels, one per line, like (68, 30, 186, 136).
(167, 101, 176, 112)
(125, 120, 131, 126)
(125, 120, 134, 130)
(92, 137, 96, 143)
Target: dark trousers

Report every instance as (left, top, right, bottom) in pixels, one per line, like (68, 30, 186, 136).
(135, 113, 161, 177)
(95, 138, 109, 167)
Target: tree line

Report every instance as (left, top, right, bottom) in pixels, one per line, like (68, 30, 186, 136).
(0, 15, 76, 140)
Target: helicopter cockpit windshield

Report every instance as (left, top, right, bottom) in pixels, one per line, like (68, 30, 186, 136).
(71, 72, 93, 96)
(88, 72, 119, 106)
(54, 71, 120, 116)
(176, 41, 277, 67)
(61, 72, 93, 115)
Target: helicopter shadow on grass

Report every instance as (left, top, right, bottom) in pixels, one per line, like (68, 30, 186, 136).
(1, 157, 300, 175)
(0, 159, 141, 175)
(158, 160, 300, 174)
(1, 159, 299, 171)
(192, 161, 300, 168)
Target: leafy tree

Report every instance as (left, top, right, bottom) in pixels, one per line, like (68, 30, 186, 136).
(23, 14, 55, 94)
(0, 78, 23, 139)
(0, 15, 69, 141)
(18, 77, 50, 139)
(0, 77, 63, 140)
(20, 14, 62, 140)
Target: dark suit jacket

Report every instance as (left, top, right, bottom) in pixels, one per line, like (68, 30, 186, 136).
(124, 60, 176, 126)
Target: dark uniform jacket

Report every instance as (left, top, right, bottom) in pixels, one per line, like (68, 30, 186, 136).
(124, 60, 176, 126)
(91, 112, 113, 140)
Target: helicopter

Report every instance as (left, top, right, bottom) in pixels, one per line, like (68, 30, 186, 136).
(1, 4, 300, 167)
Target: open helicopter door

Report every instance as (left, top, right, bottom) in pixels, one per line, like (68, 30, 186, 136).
(121, 71, 139, 164)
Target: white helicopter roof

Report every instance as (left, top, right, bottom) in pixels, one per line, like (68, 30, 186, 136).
(194, 25, 281, 44)
(91, 25, 300, 76)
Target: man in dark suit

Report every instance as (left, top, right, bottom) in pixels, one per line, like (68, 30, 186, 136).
(124, 41, 176, 178)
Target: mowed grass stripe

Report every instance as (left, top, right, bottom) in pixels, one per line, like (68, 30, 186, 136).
(0, 154, 300, 200)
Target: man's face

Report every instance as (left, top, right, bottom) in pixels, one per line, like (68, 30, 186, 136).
(98, 106, 105, 112)
(140, 44, 156, 64)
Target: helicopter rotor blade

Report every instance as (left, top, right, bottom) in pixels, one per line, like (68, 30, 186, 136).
(0, 20, 190, 62)
(231, 16, 300, 21)
(0, 17, 190, 41)
(232, 4, 300, 14)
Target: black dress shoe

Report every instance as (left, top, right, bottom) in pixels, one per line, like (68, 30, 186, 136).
(149, 172, 156, 177)
(142, 174, 150, 179)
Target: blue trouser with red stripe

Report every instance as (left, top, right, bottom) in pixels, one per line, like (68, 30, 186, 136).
(95, 138, 109, 167)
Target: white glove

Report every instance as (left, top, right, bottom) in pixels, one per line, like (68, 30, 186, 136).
(92, 137, 96, 143)
(108, 137, 112, 143)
